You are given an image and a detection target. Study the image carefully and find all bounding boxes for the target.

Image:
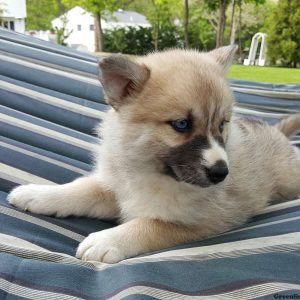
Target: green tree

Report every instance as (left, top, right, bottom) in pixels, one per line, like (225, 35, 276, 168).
(183, 0, 189, 48)
(62, 0, 125, 52)
(54, 15, 73, 45)
(26, 0, 69, 30)
(129, 0, 182, 50)
(200, 0, 229, 48)
(188, 1, 215, 50)
(222, 0, 267, 60)
(0, 4, 4, 23)
(201, 0, 265, 49)
(265, 0, 300, 67)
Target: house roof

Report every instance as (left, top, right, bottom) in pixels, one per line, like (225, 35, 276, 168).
(108, 9, 149, 25)
(52, 7, 150, 26)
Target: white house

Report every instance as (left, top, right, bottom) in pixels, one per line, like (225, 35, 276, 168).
(51, 6, 150, 52)
(0, 0, 26, 33)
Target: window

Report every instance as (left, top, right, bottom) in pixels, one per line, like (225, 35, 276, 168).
(10, 21, 15, 31)
(90, 24, 94, 31)
(0, 20, 15, 31)
(77, 24, 81, 31)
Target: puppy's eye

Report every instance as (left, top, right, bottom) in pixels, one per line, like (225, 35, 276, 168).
(170, 119, 192, 133)
(219, 121, 226, 133)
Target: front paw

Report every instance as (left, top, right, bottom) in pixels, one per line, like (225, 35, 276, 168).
(76, 228, 128, 264)
(7, 184, 57, 216)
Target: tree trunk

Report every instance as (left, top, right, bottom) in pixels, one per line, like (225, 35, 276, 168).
(55, 0, 65, 15)
(153, 25, 159, 51)
(184, 0, 189, 49)
(238, 0, 242, 58)
(229, 0, 236, 45)
(94, 12, 103, 52)
(230, 18, 236, 45)
(216, 0, 226, 48)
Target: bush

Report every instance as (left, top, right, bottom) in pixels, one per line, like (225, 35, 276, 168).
(156, 24, 183, 50)
(188, 17, 215, 50)
(265, 0, 300, 67)
(103, 27, 153, 55)
(103, 25, 183, 55)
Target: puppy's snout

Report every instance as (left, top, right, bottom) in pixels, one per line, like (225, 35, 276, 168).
(206, 160, 229, 184)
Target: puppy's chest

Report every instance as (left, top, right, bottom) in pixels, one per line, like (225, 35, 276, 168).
(117, 176, 229, 224)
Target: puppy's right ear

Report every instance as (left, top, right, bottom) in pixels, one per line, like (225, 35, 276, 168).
(209, 45, 238, 73)
(99, 55, 150, 110)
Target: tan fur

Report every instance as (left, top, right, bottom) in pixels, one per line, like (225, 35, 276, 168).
(276, 114, 300, 137)
(8, 176, 118, 219)
(8, 46, 300, 264)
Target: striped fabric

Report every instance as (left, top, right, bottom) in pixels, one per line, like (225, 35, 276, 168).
(0, 28, 300, 299)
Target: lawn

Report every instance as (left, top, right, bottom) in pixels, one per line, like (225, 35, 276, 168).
(228, 65, 300, 84)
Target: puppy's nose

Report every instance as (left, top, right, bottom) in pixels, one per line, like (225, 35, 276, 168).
(206, 160, 229, 184)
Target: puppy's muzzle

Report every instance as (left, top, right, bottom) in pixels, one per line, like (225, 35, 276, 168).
(161, 136, 229, 187)
(205, 160, 229, 184)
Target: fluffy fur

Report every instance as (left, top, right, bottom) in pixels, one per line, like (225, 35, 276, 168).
(8, 46, 300, 264)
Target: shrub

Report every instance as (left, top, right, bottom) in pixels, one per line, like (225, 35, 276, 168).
(103, 25, 183, 55)
(265, 0, 300, 67)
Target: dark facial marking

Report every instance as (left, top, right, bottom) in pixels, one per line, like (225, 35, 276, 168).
(214, 136, 225, 148)
(163, 136, 209, 166)
(161, 136, 210, 186)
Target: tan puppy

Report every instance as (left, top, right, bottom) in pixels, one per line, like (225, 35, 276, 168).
(8, 46, 300, 264)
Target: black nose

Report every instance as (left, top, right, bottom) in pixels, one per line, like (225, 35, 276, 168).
(206, 161, 229, 184)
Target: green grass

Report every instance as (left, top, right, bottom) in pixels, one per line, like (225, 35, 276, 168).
(228, 65, 300, 84)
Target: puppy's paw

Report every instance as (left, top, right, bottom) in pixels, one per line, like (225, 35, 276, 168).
(8, 184, 58, 216)
(76, 228, 128, 264)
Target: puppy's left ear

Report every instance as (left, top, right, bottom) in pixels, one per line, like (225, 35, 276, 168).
(99, 55, 150, 109)
(209, 45, 238, 72)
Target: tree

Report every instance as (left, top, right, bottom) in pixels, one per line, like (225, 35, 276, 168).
(265, 0, 300, 67)
(26, 0, 69, 30)
(0, 4, 4, 23)
(201, 0, 228, 47)
(216, 0, 226, 47)
(183, 0, 189, 48)
(202, 0, 266, 49)
(234, 0, 266, 58)
(229, 0, 236, 44)
(188, 1, 215, 50)
(129, 0, 182, 50)
(62, 0, 124, 52)
(54, 15, 73, 45)
(200, 0, 230, 48)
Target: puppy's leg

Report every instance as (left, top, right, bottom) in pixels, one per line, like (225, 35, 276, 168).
(8, 176, 119, 218)
(77, 218, 214, 263)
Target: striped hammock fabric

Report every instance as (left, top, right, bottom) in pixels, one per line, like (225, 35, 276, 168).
(0, 28, 300, 299)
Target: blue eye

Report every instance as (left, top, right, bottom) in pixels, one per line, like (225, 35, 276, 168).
(219, 121, 225, 132)
(219, 120, 227, 133)
(170, 119, 192, 133)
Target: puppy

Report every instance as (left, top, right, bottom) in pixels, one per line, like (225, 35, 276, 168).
(8, 46, 300, 263)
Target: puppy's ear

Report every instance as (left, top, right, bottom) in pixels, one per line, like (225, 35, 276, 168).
(209, 45, 238, 72)
(99, 55, 150, 109)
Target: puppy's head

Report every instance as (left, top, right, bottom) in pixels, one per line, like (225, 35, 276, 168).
(99, 46, 237, 187)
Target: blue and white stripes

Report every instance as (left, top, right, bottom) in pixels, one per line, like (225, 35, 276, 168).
(0, 28, 299, 299)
